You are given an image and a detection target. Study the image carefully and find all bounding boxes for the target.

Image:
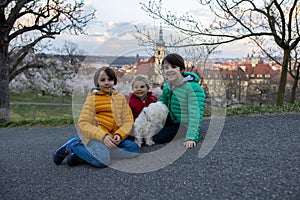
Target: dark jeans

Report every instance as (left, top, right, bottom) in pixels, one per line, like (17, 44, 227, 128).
(152, 115, 187, 144)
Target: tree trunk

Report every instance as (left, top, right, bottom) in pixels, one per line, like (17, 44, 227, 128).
(0, 59, 10, 123)
(276, 49, 290, 106)
(0, 33, 10, 122)
(290, 64, 300, 104)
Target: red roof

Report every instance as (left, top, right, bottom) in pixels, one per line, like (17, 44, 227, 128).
(136, 56, 155, 66)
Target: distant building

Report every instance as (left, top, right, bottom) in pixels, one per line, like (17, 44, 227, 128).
(117, 27, 299, 105)
(153, 24, 166, 85)
(198, 56, 300, 105)
(129, 24, 166, 86)
(154, 24, 166, 67)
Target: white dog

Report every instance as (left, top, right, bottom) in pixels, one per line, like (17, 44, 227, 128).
(132, 101, 169, 147)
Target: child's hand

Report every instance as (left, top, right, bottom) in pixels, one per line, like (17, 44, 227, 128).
(183, 141, 196, 148)
(113, 135, 121, 145)
(103, 135, 117, 149)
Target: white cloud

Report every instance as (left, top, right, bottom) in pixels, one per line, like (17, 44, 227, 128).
(49, 0, 254, 58)
(106, 22, 136, 36)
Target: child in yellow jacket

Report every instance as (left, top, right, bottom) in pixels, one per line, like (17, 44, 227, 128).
(53, 67, 140, 168)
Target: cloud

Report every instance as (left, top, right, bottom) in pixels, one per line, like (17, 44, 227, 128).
(189, 7, 211, 17)
(86, 21, 137, 40)
(87, 33, 105, 37)
(51, 18, 254, 58)
(106, 22, 137, 36)
(79, 21, 139, 51)
(90, 32, 140, 56)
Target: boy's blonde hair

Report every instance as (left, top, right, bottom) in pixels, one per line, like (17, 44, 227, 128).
(131, 75, 150, 89)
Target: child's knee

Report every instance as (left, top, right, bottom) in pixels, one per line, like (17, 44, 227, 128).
(91, 158, 110, 168)
(127, 142, 140, 157)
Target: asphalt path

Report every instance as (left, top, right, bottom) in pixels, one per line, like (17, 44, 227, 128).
(0, 113, 299, 200)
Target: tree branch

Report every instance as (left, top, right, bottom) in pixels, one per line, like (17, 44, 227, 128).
(9, 61, 46, 82)
(9, 34, 55, 71)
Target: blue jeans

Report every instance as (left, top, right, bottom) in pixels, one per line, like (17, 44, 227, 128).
(153, 115, 187, 144)
(71, 139, 140, 168)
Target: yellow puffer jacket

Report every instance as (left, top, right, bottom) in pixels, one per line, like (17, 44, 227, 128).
(78, 89, 134, 145)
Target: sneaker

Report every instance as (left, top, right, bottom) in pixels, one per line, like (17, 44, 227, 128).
(53, 137, 80, 165)
(67, 153, 83, 166)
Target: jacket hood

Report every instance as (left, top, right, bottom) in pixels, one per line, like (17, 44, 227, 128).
(164, 71, 200, 90)
(182, 71, 200, 83)
(90, 87, 117, 95)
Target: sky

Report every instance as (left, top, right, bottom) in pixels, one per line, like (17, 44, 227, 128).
(53, 0, 256, 58)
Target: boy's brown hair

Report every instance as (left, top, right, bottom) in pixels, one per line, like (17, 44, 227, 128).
(93, 67, 117, 87)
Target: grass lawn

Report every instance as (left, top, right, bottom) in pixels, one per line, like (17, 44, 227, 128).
(9, 92, 73, 121)
(10, 104, 73, 121)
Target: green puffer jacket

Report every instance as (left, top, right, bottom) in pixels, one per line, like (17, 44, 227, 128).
(159, 71, 206, 142)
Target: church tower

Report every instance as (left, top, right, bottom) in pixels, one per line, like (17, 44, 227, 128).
(154, 24, 166, 66)
(153, 24, 166, 84)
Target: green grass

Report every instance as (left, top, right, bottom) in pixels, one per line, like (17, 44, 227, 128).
(9, 92, 73, 121)
(3, 93, 75, 127)
(226, 103, 300, 117)
(10, 104, 73, 121)
(1, 92, 299, 128)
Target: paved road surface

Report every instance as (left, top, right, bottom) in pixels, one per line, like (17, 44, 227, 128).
(1, 113, 299, 200)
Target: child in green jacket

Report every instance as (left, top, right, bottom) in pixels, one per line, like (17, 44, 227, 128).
(153, 53, 206, 148)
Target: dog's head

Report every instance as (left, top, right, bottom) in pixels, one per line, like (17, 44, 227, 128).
(142, 101, 168, 124)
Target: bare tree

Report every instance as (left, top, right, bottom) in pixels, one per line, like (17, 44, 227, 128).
(60, 40, 85, 65)
(0, 0, 95, 122)
(56, 40, 86, 73)
(140, 0, 300, 106)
